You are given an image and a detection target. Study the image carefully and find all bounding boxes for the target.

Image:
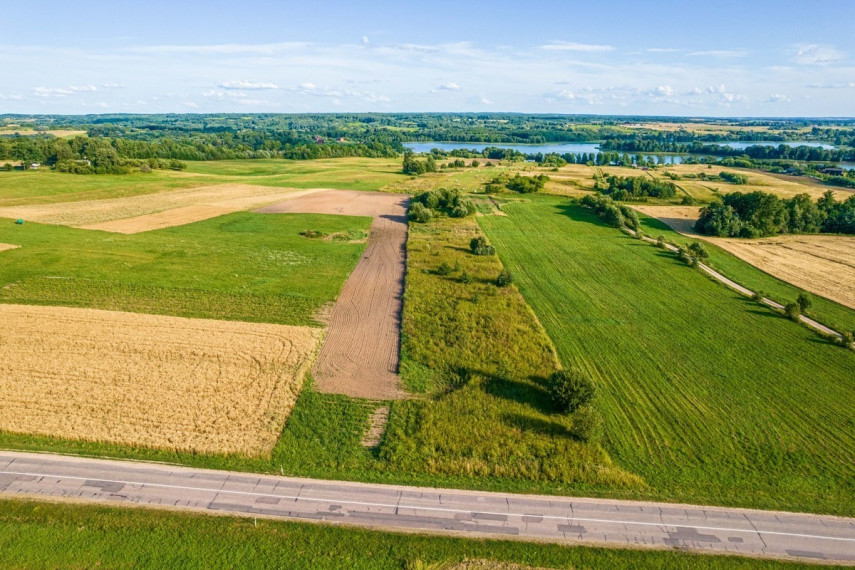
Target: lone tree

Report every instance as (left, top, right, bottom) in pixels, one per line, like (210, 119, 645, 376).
(688, 241, 710, 261)
(547, 369, 596, 414)
(785, 302, 801, 321)
(797, 292, 812, 313)
(496, 269, 513, 287)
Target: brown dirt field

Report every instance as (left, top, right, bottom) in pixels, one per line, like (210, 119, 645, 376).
(634, 205, 855, 310)
(258, 190, 409, 399)
(0, 243, 19, 253)
(0, 304, 322, 455)
(0, 184, 326, 231)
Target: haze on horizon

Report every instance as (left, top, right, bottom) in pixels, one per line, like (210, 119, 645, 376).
(1, 0, 853, 117)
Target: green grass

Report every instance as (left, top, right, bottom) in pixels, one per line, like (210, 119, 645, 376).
(0, 157, 405, 206)
(478, 196, 855, 516)
(636, 215, 855, 333)
(0, 212, 371, 326)
(0, 499, 812, 570)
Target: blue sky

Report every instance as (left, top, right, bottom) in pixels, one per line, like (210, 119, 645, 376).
(1, 0, 853, 116)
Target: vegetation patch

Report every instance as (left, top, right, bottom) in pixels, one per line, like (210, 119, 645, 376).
(479, 196, 855, 515)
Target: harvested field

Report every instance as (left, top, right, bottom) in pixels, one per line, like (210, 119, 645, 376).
(0, 184, 326, 231)
(634, 205, 855, 310)
(0, 243, 19, 253)
(258, 190, 409, 399)
(0, 304, 322, 455)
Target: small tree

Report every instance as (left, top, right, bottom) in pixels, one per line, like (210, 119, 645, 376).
(459, 271, 472, 284)
(471, 159, 480, 168)
(797, 292, 812, 313)
(408, 202, 432, 223)
(436, 262, 454, 276)
(470, 236, 495, 256)
(688, 242, 709, 261)
(840, 331, 854, 349)
(571, 404, 603, 442)
(547, 369, 595, 414)
(785, 302, 801, 321)
(496, 269, 513, 287)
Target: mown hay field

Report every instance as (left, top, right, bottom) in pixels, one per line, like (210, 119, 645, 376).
(479, 196, 855, 515)
(0, 212, 372, 326)
(0, 304, 322, 455)
(634, 205, 855, 312)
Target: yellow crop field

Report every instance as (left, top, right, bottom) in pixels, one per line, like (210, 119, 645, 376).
(0, 184, 325, 231)
(0, 304, 322, 455)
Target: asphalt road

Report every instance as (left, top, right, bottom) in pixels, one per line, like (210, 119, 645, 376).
(1, 451, 854, 564)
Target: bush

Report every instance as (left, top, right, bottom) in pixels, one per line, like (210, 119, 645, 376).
(752, 290, 766, 302)
(797, 292, 812, 313)
(785, 302, 801, 321)
(459, 271, 472, 284)
(839, 331, 854, 349)
(571, 404, 603, 442)
(656, 235, 666, 248)
(688, 241, 709, 261)
(681, 194, 696, 205)
(495, 269, 513, 287)
(436, 262, 454, 276)
(449, 204, 469, 218)
(602, 204, 625, 228)
(408, 202, 433, 223)
(506, 174, 549, 193)
(469, 236, 495, 256)
(676, 247, 693, 265)
(547, 369, 595, 414)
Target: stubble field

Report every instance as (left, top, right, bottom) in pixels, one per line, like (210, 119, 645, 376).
(0, 304, 322, 455)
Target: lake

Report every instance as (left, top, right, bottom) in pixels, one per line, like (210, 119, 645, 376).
(720, 141, 836, 150)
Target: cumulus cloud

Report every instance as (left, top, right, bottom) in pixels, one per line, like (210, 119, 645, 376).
(686, 50, 746, 58)
(101, 83, 124, 89)
(33, 85, 98, 97)
(540, 41, 615, 53)
(437, 82, 461, 91)
(219, 80, 279, 90)
(764, 93, 791, 103)
(793, 44, 844, 65)
(479, 95, 492, 105)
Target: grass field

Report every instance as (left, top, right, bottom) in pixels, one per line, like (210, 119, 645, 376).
(0, 304, 320, 455)
(633, 213, 855, 333)
(0, 499, 811, 570)
(0, 212, 371, 326)
(0, 157, 405, 207)
(479, 196, 855, 515)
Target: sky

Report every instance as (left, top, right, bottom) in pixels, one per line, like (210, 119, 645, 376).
(1, 0, 853, 117)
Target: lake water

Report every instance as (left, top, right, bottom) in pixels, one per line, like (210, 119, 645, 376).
(403, 142, 602, 155)
(720, 141, 836, 150)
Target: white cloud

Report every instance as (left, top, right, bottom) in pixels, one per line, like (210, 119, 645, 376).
(219, 80, 279, 90)
(764, 94, 790, 103)
(33, 85, 98, 97)
(686, 50, 746, 58)
(361, 36, 370, 46)
(540, 41, 615, 53)
(793, 44, 844, 65)
(647, 48, 682, 53)
(653, 85, 674, 97)
(101, 83, 124, 89)
(808, 82, 855, 89)
(479, 95, 492, 105)
(437, 82, 461, 91)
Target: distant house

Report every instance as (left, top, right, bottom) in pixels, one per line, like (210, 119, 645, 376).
(337, 137, 347, 142)
(821, 167, 844, 176)
(313, 136, 325, 144)
(29, 163, 40, 169)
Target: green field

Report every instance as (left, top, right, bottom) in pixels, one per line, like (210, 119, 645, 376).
(479, 196, 855, 515)
(636, 215, 855, 333)
(0, 212, 371, 326)
(0, 157, 404, 206)
(0, 499, 815, 570)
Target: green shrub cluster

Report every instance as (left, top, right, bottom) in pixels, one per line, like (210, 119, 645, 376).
(469, 235, 495, 256)
(412, 188, 476, 221)
(506, 173, 549, 193)
(598, 175, 677, 200)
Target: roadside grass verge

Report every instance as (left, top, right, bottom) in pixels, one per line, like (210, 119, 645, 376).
(0, 212, 371, 326)
(0, 498, 810, 570)
(636, 215, 855, 333)
(478, 196, 855, 516)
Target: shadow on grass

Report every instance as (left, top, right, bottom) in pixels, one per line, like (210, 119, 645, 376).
(501, 413, 580, 440)
(483, 375, 557, 415)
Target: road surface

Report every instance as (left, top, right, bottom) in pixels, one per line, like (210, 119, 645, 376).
(1, 451, 854, 564)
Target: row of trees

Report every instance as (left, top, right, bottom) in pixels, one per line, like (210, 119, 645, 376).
(597, 175, 677, 200)
(695, 190, 855, 237)
(601, 138, 854, 162)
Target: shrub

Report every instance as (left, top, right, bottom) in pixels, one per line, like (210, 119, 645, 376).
(688, 241, 709, 261)
(619, 205, 639, 229)
(752, 290, 765, 302)
(839, 331, 854, 349)
(797, 292, 812, 313)
(680, 194, 696, 205)
(459, 271, 472, 284)
(571, 404, 603, 442)
(602, 204, 624, 228)
(469, 236, 496, 256)
(408, 203, 432, 223)
(449, 205, 469, 218)
(495, 269, 513, 287)
(471, 159, 480, 167)
(785, 302, 801, 321)
(547, 369, 595, 414)
(436, 262, 454, 276)
(506, 174, 549, 193)
(656, 235, 666, 248)
(676, 247, 693, 265)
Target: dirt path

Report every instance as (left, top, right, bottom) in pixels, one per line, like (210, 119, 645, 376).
(257, 190, 410, 399)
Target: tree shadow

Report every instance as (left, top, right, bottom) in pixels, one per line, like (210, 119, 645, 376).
(483, 375, 557, 415)
(501, 413, 580, 440)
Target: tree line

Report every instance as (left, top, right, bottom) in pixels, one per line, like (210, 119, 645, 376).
(696, 190, 855, 237)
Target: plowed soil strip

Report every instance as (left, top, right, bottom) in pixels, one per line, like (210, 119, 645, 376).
(0, 304, 322, 455)
(257, 190, 409, 399)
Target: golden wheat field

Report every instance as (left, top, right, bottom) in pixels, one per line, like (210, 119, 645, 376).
(0, 304, 322, 455)
(0, 184, 325, 231)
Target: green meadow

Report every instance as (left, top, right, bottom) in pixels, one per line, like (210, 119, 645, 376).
(479, 196, 855, 516)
